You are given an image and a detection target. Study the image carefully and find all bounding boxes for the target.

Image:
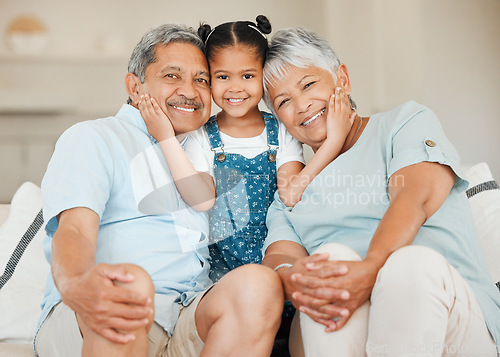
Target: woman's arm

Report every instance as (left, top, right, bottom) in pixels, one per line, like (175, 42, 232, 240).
(292, 161, 456, 331)
(139, 94, 215, 211)
(277, 89, 354, 207)
(365, 161, 456, 269)
(261, 240, 309, 301)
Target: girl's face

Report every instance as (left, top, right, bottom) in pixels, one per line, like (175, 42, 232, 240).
(267, 65, 338, 151)
(209, 45, 263, 119)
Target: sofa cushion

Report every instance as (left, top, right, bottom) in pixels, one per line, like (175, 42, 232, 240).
(0, 343, 35, 356)
(0, 182, 49, 344)
(465, 162, 500, 291)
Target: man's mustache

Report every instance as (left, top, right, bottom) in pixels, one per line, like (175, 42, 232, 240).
(166, 99, 204, 109)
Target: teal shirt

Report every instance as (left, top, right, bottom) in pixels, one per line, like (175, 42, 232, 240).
(264, 101, 500, 343)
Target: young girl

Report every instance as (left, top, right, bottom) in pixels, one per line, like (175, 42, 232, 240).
(140, 16, 356, 282)
(196, 15, 355, 282)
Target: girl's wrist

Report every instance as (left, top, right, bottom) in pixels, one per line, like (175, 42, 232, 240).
(154, 132, 176, 143)
(319, 136, 342, 156)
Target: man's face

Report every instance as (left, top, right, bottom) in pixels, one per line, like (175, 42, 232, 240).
(138, 42, 211, 135)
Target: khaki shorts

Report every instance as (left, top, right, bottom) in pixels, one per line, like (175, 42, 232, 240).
(36, 290, 208, 357)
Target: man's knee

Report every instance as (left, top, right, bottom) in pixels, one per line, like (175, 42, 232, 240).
(221, 264, 284, 312)
(198, 264, 283, 335)
(111, 264, 155, 332)
(313, 243, 362, 262)
(112, 263, 155, 297)
(233, 264, 283, 297)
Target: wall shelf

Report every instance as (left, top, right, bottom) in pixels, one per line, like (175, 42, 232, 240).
(0, 54, 129, 64)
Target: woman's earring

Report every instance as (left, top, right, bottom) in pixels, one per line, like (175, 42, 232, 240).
(348, 94, 357, 112)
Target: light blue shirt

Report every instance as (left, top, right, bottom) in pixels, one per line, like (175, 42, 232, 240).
(264, 101, 500, 344)
(37, 104, 212, 337)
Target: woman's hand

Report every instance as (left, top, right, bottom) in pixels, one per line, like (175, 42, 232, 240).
(139, 93, 175, 142)
(290, 258, 379, 332)
(281, 253, 350, 330)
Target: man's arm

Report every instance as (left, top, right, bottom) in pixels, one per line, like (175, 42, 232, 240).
(52, 207, 151, 343)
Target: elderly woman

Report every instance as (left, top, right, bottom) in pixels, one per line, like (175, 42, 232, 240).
(261, 27, 500, 356)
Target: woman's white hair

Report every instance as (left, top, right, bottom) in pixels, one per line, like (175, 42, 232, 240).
(263, 27, 355, 114)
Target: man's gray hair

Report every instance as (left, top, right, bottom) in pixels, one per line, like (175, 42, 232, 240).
(127, 24, 204, 104)
(263, 27, 355, 113)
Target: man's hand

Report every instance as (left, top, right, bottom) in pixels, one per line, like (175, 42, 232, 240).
(60, 263, 152, 343)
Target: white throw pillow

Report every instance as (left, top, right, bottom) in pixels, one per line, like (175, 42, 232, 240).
(0, 182, 50, 344)
(465, 162, 500, 290)
(0, 204, 10, 227)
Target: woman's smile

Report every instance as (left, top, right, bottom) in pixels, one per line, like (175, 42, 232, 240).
(301, 108, 326, 126)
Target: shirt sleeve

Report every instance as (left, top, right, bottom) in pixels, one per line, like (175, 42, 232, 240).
(184, 128, 214, 177)
(263, 191, 303, 254)
(41, 122, 114, 237)
(276, 121, 305, 170)
(387, 103, 468, 192)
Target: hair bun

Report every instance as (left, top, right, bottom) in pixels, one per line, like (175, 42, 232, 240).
(255, 15, 272, 35)
(197, 23, 212, 42)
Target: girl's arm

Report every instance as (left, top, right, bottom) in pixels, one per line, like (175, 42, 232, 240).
(277, 88, 354, 207)
(139, 94, 215, 212)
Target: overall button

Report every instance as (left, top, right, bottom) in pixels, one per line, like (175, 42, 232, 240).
(217, 153, 226, 162)
(425, 140, 436, 147)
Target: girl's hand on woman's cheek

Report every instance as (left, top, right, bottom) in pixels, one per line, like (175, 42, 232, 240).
(325, 87, 355, 142)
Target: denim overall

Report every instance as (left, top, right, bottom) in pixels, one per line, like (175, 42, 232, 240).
(205, 112, 278, 282)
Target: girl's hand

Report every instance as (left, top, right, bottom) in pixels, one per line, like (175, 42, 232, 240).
(325, 87, 355, 144)
(139, 93, 175, 142)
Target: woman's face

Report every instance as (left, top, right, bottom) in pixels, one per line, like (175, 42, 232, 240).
(267, 65, 338, 151)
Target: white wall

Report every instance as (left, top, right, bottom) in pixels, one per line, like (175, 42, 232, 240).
(322, 0, 500, 177)
(0, 0, 499, 202)
(0, 0, 327, 202)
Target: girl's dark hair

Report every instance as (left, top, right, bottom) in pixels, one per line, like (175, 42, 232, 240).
(198, 15, 271, 64)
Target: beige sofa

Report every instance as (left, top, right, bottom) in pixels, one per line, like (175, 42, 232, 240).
(1, 163, 499, 356)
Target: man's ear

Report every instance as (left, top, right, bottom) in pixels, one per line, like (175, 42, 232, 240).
(336, 64, 352, 94)
(125, 72, 142, 106)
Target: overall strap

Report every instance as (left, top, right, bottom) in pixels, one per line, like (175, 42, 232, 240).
(204, 115, 224, 151)
(263, 111, 279, 147)
(262, 111, 279, 163)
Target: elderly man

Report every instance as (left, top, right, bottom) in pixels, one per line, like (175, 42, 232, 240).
(34, 24, 283, 357)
